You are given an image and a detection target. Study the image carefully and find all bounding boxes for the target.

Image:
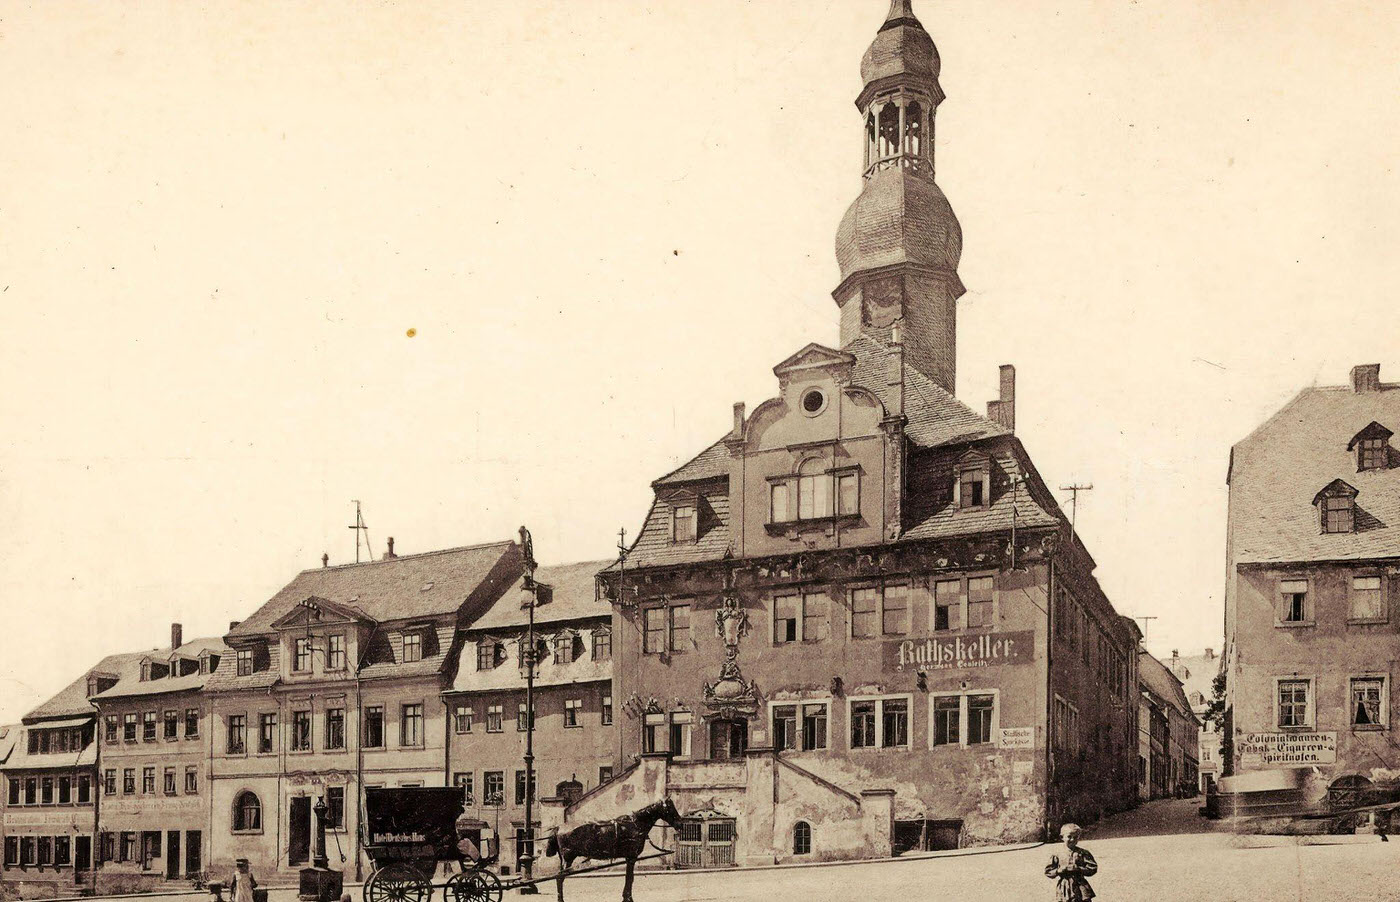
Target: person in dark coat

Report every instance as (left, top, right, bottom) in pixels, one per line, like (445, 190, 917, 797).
(1045, 823, 1097, 901)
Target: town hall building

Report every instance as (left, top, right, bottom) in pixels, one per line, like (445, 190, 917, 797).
(549, 0, 1143, 866)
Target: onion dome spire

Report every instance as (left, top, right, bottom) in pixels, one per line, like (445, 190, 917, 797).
(833, 0, 964, 393)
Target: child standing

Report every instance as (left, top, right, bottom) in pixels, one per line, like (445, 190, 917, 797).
(1044, 823, 1097, 901)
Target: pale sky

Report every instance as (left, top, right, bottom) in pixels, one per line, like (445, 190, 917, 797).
(2, 1, 1398, 724)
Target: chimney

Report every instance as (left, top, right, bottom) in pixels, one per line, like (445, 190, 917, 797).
(382, 537, 397, 561)
(1171, 649, 1179, 666)
(321, 552, 329, 568)
(1351, 363, 1381, 393)
(1205, 647, 1215, 661)
(170, 622, 183, 651)
(229, 621, 240, 632)
(987, 364, 1016, 432)
(731, 402, 745, 440)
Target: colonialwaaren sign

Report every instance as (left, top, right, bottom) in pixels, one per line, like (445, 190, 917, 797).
(886, 631, 1032, 673)
(1236, 731, 1337, 767)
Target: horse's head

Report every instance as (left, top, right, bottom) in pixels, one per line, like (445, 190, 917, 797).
(655, 796, 682, 830)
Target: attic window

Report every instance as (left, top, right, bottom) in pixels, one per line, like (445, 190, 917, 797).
(672, 504, 697, 544)
(1313, 479, 1358, 534)
(801, 388, 827, 417)
(1348, 421, 1394, 472)
(139, 661, 151, 682)
(957, 455, 991, 510)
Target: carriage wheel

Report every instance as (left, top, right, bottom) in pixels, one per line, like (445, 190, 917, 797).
(445, 870, 502, 902)
(366, 864, 432, 902)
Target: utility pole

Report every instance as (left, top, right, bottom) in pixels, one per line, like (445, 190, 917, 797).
(1059, 483, 1093, 530)
(1134, 615, 1158, 641)
(347, 500, 373, 563)
(518, 525, 542, 895)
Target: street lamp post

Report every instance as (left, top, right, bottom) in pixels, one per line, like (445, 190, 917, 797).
(518, 526, 540, 895)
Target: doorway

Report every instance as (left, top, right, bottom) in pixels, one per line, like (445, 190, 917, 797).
(166, 832, 180, 879)
(289, 797, 311, 865)
(675, 817, 736, 868)
(74, 836, 91, 871)
(708, 719, 747, 760)
(186, 831, 201, 878)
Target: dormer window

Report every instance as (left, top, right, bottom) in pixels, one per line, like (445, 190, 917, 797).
(956, 453, 991, 510)
(402, 630, 423, 664)
(671, 504, 697, 544)
(139, 660, 152, 682)
(1348, 422, 1393, 471)
(1313, 479, 1359, 534)
(236, 648, 254, 677)
(476, 640, 506, 672)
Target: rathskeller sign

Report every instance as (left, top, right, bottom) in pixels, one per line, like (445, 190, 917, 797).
(886, 631, 1032, 673)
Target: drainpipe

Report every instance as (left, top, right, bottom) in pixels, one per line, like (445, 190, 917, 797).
(353, 673, 363, 882)
(88, 701, 101, 895)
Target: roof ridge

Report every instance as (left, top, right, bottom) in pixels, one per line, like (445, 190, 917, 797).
(301, 539, 516, 573)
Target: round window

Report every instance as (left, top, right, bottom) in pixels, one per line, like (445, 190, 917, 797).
(801, 388, 826, 416)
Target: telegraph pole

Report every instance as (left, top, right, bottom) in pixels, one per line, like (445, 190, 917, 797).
(518, 525, 540, 895)
(1134, 615, 1158, 641)
(1059, 483, 1093, 530)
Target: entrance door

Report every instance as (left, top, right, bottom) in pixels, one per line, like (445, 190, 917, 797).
(186, 831, 201, 878)
(674, 818, 737, 868)
(74, 836, 91, 871)
(289, 797, 311, 865)
(708, 719, 747, 760)
(166, 832, 180, 879)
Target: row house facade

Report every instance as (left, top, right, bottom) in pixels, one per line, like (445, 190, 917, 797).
(204, 540, 523, 882)
(0, 657, 122, 898)
(443, 560, 615, 876)
(1223, 363, 1400, 810)
(553, 1, 1143, 868)
(88, 626, 226, 893)
(1138, 651, 1200, 800)
(1170, 649, 1222, 793)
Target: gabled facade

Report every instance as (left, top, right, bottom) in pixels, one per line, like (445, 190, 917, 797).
(204, 540, 522, 880)
(1223, 363, 1400, 808)
(442, 560, 615, 876)
(89, 626, 227, 893)
(1170, 648, 1223, 793)
(551, 1, 1141, 865)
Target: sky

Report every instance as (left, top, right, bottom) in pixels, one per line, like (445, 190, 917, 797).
(1, 0, 1398, 724)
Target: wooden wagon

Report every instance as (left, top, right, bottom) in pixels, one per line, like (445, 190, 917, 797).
(361, 787, 503, 902)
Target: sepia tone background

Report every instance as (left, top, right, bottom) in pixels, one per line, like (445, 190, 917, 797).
(1, 0, 1398, 724)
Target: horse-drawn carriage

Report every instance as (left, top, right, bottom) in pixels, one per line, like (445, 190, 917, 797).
(361, 787, 678, 902)
(361, 787, 503, 902)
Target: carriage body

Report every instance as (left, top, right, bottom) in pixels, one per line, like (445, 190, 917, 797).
(361, 787, 501, 902)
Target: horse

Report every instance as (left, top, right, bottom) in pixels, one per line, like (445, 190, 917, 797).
(544, 797, 681, 902)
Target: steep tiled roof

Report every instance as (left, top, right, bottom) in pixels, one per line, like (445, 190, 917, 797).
(90, 637, 230, 700)
(204, 644, 280, 693)
(228, 540, 521, 637)
(25, 652, 147, 721)
(847, 335, 1011, 449)
(1230, 380, 1400, 564)
(653, 441, 730, 487)
(904, 488, 1059, 541)
(470, 561, 612, 632)
(1139, 650, 1198, 723)
(358, 624, 457, 681)
(615, 491, 732, 570)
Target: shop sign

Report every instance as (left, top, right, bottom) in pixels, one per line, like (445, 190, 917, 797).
(886, 631, 1033, 673)
(1236, 731, 1337, 767)
(997, 727, 1034, 749)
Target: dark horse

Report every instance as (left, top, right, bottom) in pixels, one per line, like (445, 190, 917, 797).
(544, 797, 681, 902)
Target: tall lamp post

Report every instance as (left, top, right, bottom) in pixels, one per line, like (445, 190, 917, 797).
(517, 526, 544, 895)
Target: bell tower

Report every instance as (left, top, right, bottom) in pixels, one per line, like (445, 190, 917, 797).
(833, 0, 964, 393)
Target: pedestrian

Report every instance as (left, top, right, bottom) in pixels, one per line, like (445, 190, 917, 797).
(229, 858, 257, 902)
(1045, 823, 1097, 901)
